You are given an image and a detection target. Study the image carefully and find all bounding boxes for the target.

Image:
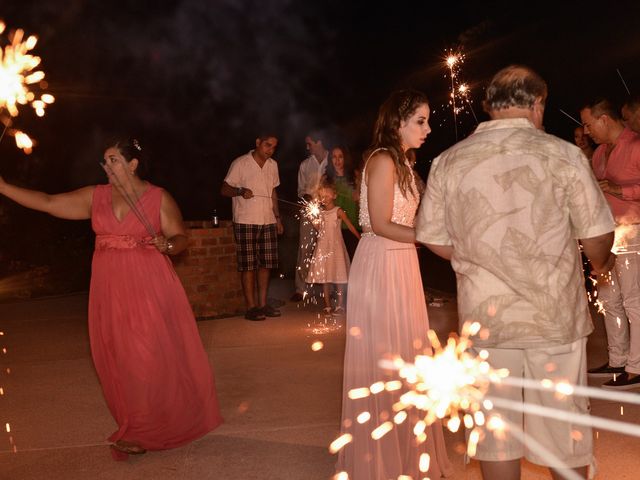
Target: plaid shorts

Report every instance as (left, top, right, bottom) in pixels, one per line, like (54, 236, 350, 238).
(233, 223, 279, 271)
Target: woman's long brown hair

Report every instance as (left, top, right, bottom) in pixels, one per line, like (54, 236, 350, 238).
(366, 89, 429, 197)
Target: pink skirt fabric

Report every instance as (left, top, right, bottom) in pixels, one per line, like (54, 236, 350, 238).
(337, 234, 453, 479)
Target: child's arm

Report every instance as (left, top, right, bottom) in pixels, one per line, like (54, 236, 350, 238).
(338, 208, 361, 239)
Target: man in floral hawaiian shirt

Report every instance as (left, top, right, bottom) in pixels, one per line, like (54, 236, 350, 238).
(417, 65, 615, 480)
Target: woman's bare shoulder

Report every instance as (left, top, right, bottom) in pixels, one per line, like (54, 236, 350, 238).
(366, 150, 395, 173)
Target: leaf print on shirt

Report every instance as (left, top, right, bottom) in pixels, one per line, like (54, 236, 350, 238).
(501, 227, 553, 288)
(451, 188, 524, 243)
(464, 294, 530, 342)
(441, 140, 504, 181)
(493, 165, 541, 195)
(530, 181, 566, 238)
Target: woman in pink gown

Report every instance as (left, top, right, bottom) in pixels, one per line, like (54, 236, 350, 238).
(0, 138, 222, 458)
(336, 91, 453, 479)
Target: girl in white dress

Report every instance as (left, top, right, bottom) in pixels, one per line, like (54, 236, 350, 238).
(306, 183, 360, 314)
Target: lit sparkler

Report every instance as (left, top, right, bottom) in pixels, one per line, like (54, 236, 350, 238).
(301, 197, 321, 221)
(457, 83, 478, 124)
(612, 224, 640, 254)
(442, 48, 477, 140)
(379, 322, 509, 456)
(332, 318, 640, 476)
(331, 322, 509, 459)
(445, 50, 461, 141)
(0, 21, 55, 153)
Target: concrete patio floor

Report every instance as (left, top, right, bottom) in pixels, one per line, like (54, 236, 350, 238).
(0, 282, 639, 479)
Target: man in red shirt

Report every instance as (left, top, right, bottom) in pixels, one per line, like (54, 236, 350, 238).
(581, 98, 640, 390)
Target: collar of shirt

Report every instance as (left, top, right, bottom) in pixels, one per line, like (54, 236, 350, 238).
(594, 128, 640, 157)
(248, 150, 275, 166)
(309, 152, 329, 167)
(474, 117, 536, 134)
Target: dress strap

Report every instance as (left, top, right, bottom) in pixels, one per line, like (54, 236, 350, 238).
(365, 147, 388, 164)
(361, 147, 389, 178)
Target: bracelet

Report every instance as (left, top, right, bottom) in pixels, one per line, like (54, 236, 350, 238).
(167, 241, 174, 254)
(237, 187, 244, 196)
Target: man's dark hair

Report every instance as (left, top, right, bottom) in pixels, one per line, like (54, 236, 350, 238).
(307, 128, 330, 147)
(623, 95, 640, 112)
(257, 132, 278, 141)
(581, 98, 621, 120)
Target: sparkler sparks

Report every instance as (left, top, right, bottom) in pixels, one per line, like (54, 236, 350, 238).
(332, 316, 640, 476)
(331, 322, 510, 461)
(441, 48, 477, 139)
(300, 197, 321, 221)
(0, 21, 55, 153)
(611, 224, 640, 254)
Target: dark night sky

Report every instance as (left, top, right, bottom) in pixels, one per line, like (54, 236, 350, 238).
(1, 0, 640, 223)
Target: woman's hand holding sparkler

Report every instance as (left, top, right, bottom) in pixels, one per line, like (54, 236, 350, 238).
(149, 234, 187, 256)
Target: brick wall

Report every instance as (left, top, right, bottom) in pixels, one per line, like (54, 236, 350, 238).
(171, 220, 244, 319)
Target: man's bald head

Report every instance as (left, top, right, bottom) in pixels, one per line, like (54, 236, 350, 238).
(483, 65, 548, 112)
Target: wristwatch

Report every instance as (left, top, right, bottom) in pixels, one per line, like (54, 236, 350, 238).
(237, 187, 244, 196)
(167, 241, 174, 254)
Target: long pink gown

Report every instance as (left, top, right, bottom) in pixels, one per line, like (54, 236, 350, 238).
(89, 184, 222, 451)
(337, 152, 453, 478)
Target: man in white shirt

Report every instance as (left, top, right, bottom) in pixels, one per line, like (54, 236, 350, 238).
(221, 134, 284, 321)
(291, 131, 329, 301)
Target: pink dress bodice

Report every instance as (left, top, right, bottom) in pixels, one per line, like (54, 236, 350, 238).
(358, 148, 420, 233)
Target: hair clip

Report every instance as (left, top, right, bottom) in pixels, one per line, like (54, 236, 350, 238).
(132, 138, 142, 151)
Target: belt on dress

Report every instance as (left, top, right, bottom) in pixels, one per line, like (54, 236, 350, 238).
(95, 235, 155, 251)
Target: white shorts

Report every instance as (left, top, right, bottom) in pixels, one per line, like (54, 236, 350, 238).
(470, 338, 593, 469)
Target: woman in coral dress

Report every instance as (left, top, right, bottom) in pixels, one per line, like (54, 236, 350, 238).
(336, 91, 453, 479)
(0, 137, 222, 458)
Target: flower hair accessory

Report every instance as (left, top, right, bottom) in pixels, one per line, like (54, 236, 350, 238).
(132, 138, 142, 151)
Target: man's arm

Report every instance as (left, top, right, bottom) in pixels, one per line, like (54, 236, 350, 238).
(221, 181, 253, 199)
(581, 231, 615, 274)
(600, 142, 640, 199)
(272, 188, 283, 234)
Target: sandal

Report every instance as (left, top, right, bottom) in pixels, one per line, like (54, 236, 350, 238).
(333, 306, 345, 315)
(245, 307, 266, 321)
(262, 305, 281, 317)
(111, 440, 147, 456)
(323, 307, 332, 314)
